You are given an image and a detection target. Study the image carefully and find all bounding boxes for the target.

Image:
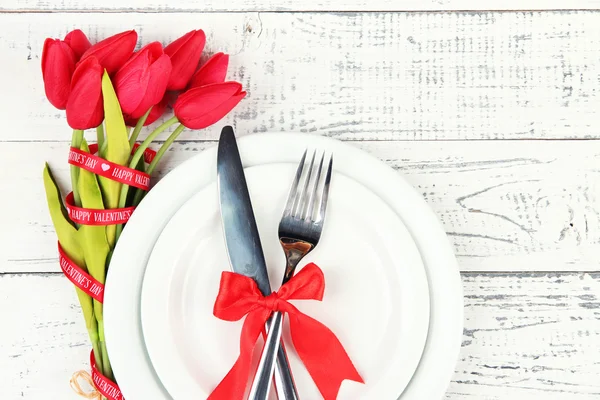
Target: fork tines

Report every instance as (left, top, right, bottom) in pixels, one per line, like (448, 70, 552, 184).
(284, 149, 333, 224)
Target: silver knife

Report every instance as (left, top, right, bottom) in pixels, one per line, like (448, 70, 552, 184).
(217, 126, 299, 400)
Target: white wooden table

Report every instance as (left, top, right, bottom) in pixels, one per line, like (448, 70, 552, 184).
(1, 1, 599, 399)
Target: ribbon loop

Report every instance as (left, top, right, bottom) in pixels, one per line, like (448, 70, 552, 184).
(209, 263, 363, 400)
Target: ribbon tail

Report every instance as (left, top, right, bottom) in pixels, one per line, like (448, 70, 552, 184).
(208, 309, 271, 400)
(289, 313, 364, 400)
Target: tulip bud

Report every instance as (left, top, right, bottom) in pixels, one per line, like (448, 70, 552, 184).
(80, 30, 138, 75)
(66, 57, 104, 130)
(64, 29, 92, 61)
(41, 38, 76, 110)
(174, 81, 246, 129)
(189, 52, 229, 88)
(164, 30, 206, 91)
(114, 42, 172, 119)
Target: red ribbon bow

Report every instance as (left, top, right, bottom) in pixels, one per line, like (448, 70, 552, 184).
(208, 263, 364, 400)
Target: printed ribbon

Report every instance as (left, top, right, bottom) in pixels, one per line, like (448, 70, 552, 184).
(68, 147, 150, 191)
(58, 243, 104, 303)
(65, 192, 135, 226)
(90, 351, 125, 400)
(208, 263, 363, 400)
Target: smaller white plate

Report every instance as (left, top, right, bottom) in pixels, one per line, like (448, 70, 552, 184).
(141, 164, 430, 399)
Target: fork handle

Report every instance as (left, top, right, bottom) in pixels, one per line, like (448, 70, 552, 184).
(273, 333, 299, 400)
(272, 314, 299, 400)
(249, 312, 292, 400)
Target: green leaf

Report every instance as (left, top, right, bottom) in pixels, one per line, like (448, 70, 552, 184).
(43, 164, 81, 260)
(98, 71, 131, 247)
(43, 164, 99, 365)
(78, 140, 111, 326)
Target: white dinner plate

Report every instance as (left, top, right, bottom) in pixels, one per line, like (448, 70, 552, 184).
(105, 132, 463, 400)
(140, 164, 430, 399)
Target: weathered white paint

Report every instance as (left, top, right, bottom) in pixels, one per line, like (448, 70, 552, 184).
(1, 0, 600, 12)
(1, 273, 599, 399)
(3, 140, 598, 274)
(451, 272, 600, 399)
(2, 12, 600, 141)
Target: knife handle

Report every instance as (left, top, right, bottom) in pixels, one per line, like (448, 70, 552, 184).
(249, 312, 298, 400)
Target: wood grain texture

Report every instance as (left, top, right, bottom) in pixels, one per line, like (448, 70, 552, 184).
(1, 273, 599, 399)
(450, 272, 600, 399)
(2, 11, 600, 141)
(2, 139, 598, 273)
(2, 0, 600, 12)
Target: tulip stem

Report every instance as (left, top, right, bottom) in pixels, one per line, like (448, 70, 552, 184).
(99, 140, 108, 158)
(131, 123, 186, 206)
(86, 311, 103, 377)
(129, 107, 152, 147)
(130, 116, 178, 173)
(98, 320, 114, 381)
(114, 116, 179, 242)
(91, 339, 103, 376)
(147, 124, 185, 175)
(96, 124, 104, 156)
(70, 129, 84, 207)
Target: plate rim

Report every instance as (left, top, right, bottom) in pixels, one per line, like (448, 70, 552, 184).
(105, 132, 463, 400)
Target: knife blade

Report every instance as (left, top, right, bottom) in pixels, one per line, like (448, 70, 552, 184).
(217, 126, 299, 400)
(217, 126, 271, 295)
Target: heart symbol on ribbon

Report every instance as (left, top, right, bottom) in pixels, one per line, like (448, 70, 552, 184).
(101, 163, 110, 172)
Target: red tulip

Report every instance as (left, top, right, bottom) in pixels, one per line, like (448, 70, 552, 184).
(66, 57, 104, 130)
(125, 92, 170, 127)
(64, 29, 91, 61)
(80, 30, 137, 75)
(41, 38, 76, 110)
(114, 42, 172, 120)
(164, 30, 206, 91)
(189, 52, 229, 88)
(174, 81, 246, 129)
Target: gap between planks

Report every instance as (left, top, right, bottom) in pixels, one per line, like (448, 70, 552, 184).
(2, 272, 600, 399)
(1, 0, 600, 12)
(2, 139, 599, 274)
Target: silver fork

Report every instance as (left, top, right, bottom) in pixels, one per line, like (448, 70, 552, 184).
(249, 150, 333, 400)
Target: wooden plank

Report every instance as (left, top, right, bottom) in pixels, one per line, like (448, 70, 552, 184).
(2, 0, 600, 12)
(451, 272, 600, 399)
(1, 272, 599, 399)
(0, 274, 92, 400)
(2, 139, 599, 273)
(2, 11, 600, 141)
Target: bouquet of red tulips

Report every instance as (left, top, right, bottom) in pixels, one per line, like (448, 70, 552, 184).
(41, 28, 245, 398)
